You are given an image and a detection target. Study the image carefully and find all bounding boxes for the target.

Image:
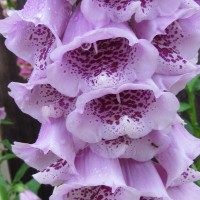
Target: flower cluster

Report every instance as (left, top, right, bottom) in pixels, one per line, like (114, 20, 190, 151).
(1, 0, 200, 199)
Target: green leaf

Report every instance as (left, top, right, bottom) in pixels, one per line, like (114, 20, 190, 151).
(186, 74, 200, 91)
(26, 179, 41, 194)
(178, 102, 191, 112)
(13, 195, 19, 200)
(13, 164, 29, 184)
(0, 153, 16, 164)
(0, 174, 10, 189)
(0, 185, 9, 200)
(1, 139, 12, 151)
(184, 120, 194, 134)
(12, 183, 25, 193)
(0, 120, 14, 125)
(196, 180, 200, 187)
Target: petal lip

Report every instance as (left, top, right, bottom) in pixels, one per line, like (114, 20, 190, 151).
(153, 68, 200, 94)
(80, 0, 140, 25)
(167, 183, 200, 200)
(75, 80, 167, 111)
(50, 24, 140, 61)
(90, 130, 170, 161)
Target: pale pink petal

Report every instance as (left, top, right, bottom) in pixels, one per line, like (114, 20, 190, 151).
(80, 0, 182, 24)
(90, 130, 170, 161)
(8, 81, 76, 122)
(12, 118, 77, 186)
(156, 124, 200, 187)
(171, 168, 200, 187)
(167, 183, 200, 200)
(153, 68, 200, 94)
(19, 190, 41, 200)
(33, 158, 76, 186)
(12, 142, 57, 171)
(120, 159, 170, 199)
(50, 184, 139, 200)
(132, 3, 200, 41)
(81, 0, 140, 25)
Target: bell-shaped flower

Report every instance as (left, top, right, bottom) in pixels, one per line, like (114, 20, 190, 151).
(48, 6, 158, 97)
(8, 79, 76, 123)
(152, 10, 200, 93)
(156, 124, 200, 187)
(50, 149, 170, 200)
(80, 0, 182, 26)
(0, 0, 72, 81)
(12, 118, 78, 186)
(133, 7, 200, 93)
(67, 80, 179, 143)
(155, 162, 200, 200)
(132, 1, 200, 41)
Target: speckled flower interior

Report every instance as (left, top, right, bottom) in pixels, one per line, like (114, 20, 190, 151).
(1, 0, 200, 199)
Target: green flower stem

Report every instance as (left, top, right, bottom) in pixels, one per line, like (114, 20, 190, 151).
(186, 76, 200, 171)
(0, 185, 9, 200)
(186, 76, 200, 137)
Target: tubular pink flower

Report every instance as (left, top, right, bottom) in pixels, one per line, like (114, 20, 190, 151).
(156, 17, 200, 93)
(152, 12, 200, 76)
(67, 80, 179, 143)
(133, 7, 200, 93)
(8, 80, 76, 123)
(132, 2, 200, 41)
(12, 118, 78, 186)
(48, 6, 158, 97)
(156, 163, 200, 199)
(50, 149, 170, 200)
(0, 0, 72, 81)
(156, 124, 200, 187)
